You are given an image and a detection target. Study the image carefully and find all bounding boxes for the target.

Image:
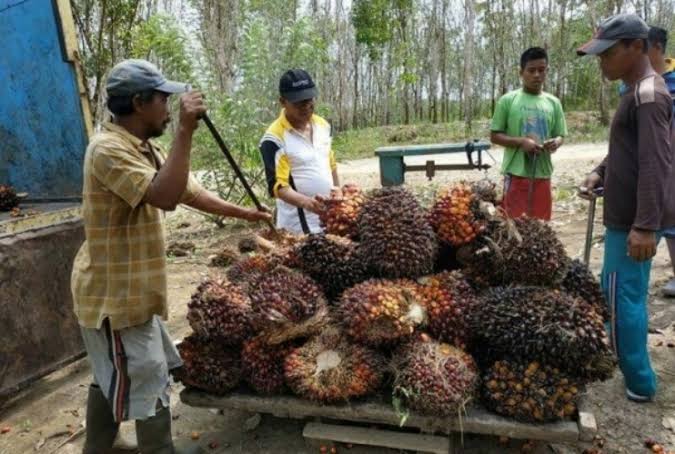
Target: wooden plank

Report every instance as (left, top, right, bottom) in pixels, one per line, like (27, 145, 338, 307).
(180, 389, 580, 443)
(303, 422, 450, 454)
(375, 141, 491, 157)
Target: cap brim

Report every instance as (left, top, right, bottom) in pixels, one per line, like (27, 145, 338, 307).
(282, 87, 317, 103)
(576, 38, 617, 56)
(155, 80, 190, 94)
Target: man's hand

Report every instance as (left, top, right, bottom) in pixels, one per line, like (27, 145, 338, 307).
(627, 229, 657, 262)
(243, 206, 272, 223)
(302, 196, 325, 215)
(578, 172, 603, 200)
(178, 91, 207, 132)
(543, 137, 563, 153)
(520, 137, 543, 154)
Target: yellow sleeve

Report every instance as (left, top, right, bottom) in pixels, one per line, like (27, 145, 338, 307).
(273, 154, 291, 197)
(329, 149, 337, 171)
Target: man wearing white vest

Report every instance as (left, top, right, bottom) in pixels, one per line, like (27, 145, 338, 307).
(259, 69, 340, 234)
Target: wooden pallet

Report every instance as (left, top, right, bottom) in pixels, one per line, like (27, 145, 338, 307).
(181, 389, 597, 452)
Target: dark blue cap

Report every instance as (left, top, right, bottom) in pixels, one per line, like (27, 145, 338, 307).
(279, 69, 317, 102)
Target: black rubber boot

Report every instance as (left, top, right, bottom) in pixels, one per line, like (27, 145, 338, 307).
(83, 384, 119, 454)
(135, 406, 204, 454)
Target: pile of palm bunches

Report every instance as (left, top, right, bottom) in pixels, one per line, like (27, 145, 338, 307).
(429, 183, 486, 247)
(174, 334, 242, 394)
(357, 186, 437, 279)
(338, 279, 426, 347)
(241, 335, 297, 395)
(416, 271, 478, 349)
(0, 184, 19, 211)
(294, 234, 368, 300)
(393, 338, 479, 416)
(284, 328, 384, 402)
(319, 184, 366, 239)
(187, 279, 254, 345)
(174, 177, 615, 425)
(482, 360, 581, 422)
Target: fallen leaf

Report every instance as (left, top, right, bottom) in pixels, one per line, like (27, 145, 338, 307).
(1, 426, 11, 434)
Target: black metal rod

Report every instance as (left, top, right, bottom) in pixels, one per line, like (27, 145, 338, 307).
(201, 114, 276, 232)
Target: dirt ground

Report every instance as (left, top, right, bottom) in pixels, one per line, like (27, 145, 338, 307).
(2, 142, 675, 454)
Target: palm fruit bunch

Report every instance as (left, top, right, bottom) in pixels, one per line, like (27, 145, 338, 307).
(241, 335, 296, 394)
(294, 233, 368, 300)
(560, 259, 608, 321)
(173, 334, 242, 394)
(469, 287, 612, 378)
(482, 360, 581, 422)
(186, 278, 254, 345)
(416, 271, 478, 349)
(249, 266, 327, 334)
(393, 338, 479, 416)
(429, 183, 486, 247)
(0, 185, 19, 211)
(226, 254, 281, 288)
(501, 217, 570, 286)
(284, 328, 385, 402)
(319, 184, 366, 239)
(357, 186, 437, 279)
(458, 216, 569, 287)
(470, 179, 499, 205)
(338, 279, 426, 347)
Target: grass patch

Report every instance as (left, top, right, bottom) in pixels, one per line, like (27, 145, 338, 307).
(333, 111, 609, 161)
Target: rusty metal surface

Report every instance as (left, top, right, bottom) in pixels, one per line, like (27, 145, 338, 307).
(0, 219, 85, 398)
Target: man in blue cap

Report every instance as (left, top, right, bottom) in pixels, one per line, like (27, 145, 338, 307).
(578, 14, 675, 402)
(72, 59, 270, 453)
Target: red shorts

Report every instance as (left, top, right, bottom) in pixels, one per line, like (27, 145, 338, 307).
(502, 174, 552, 221)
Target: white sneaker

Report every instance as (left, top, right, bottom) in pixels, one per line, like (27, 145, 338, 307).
(626, 388, 653, 403)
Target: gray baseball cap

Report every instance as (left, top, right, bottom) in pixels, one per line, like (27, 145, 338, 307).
(106, 59, 189, 97)
(577, 13, 649, 56)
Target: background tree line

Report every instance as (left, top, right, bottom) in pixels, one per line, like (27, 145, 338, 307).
(69, 0, 675, 210)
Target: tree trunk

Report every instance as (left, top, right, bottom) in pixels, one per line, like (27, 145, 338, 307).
(197, 0, 240, 94)
(462, 0, 475, 132)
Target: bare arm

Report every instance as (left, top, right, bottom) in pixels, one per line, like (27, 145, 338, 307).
(278, 186, 323, 214)
(490, 131, 542, 154)
(187, 190, 271, 222)
(143, 92, 206, 210)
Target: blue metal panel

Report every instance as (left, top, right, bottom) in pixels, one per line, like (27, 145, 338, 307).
(0, 0, 87, 197)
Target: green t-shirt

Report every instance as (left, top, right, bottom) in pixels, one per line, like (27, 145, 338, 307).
(490, 88, 568, 179)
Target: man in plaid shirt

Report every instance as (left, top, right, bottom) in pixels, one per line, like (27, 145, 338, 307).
(71, 60, 270, 453)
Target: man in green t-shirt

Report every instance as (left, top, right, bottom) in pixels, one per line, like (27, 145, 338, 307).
(490, 47, 568, 220)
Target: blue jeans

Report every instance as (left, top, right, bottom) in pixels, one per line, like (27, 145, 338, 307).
(602, 228, 661, 397)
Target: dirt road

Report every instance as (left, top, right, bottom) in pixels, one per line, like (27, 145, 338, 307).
(2, 143, 675, 454)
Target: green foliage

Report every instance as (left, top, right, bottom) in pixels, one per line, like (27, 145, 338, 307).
(351, 0, 413, 60)
(130, 15, 194, 82)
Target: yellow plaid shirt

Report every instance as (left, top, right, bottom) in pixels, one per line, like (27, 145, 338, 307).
(71, 122, 202, 330)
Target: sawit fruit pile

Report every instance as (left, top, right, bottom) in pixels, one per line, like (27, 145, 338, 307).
(174, 181, 613, 424)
